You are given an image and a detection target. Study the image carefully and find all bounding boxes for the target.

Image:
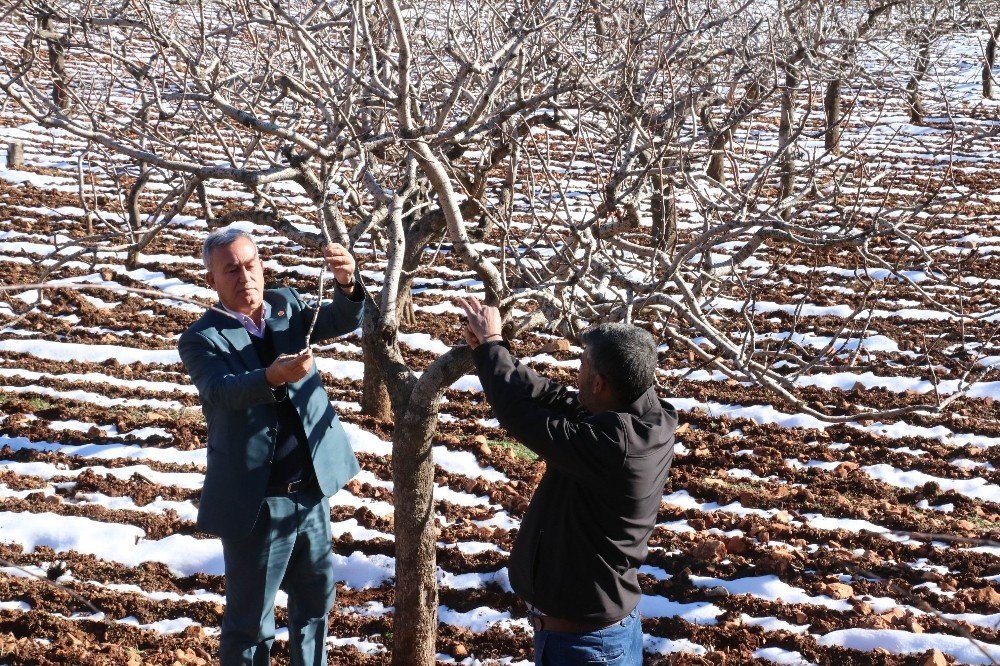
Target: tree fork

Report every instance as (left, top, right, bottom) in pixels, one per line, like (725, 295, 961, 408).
(125, 170, 151, 270)
(384, 346, 472, 665)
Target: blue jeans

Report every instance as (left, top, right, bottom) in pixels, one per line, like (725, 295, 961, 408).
(534, 608, 642, 665)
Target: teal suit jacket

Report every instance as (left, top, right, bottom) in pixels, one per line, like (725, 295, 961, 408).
(179, 286, 363, 539)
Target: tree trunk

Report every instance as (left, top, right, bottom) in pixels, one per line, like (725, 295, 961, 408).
(592, 0, 606, 37)
(6, 141, 23, 169)
(124, 171, 149, 271)
(389, 385, 447, 664)
(778, 59, 801, 221)
(41, 16, 70, 111)
(824, 78, 842, 154)
(397, 287, 417, 328)
(907, 36, 931, 125)
(985, 19, 1000, 100)
(650, 170, 677, 252)
(360, 308, 392, 421)
(125, 248, 140, 271)
(386, 345, 472, 665)
(699, 102, 727, 185)
(706, 130, 729, 185)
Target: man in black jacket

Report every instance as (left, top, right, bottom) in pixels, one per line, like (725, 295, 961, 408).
(457, 298, 677, 665)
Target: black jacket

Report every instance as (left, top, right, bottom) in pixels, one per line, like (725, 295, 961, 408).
(472, 341, 677, 623)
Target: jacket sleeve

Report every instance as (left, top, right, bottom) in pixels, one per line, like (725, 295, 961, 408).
(471, 341, 623, 484)
(295, 283, 364, 344)
(179, 328, 283, 410)
(502, 344, 589, 419)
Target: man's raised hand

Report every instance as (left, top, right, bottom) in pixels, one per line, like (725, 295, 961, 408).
(322, 243, 356, 291)
(455, 297, 503, 349)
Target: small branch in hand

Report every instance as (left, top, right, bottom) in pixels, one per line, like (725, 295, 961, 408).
(305, 263, 327, 350)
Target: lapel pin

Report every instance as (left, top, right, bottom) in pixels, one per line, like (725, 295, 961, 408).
(277, 310, 285, 317)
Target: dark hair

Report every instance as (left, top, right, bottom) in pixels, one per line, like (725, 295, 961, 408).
(202, 227, 255, 270)
(581, 323, 657, 404)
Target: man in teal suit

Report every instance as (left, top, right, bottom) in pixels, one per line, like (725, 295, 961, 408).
(179, 227, 364, 665)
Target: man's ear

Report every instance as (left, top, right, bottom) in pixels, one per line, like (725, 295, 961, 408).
(205, 271, 215, 288)
(592, 372, 609, 397)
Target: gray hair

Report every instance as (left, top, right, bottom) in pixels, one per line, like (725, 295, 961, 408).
(580, 323, 658, 405)
(202, 227, 255, 270)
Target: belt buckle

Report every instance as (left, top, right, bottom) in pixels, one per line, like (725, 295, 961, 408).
(529, 614, 545, 632)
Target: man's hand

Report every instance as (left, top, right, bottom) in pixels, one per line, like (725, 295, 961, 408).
(323, 243, 356, 294)
(265, 349, 313, 387)
(456, 297, 503, 349)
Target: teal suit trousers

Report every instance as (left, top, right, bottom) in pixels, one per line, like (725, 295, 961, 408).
(179, 285, 364, 665)
(220, 484, 333, 665)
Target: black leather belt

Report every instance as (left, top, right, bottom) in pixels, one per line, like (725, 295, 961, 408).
(529, 613, 619, 633)
(266, 474, 316, 495)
